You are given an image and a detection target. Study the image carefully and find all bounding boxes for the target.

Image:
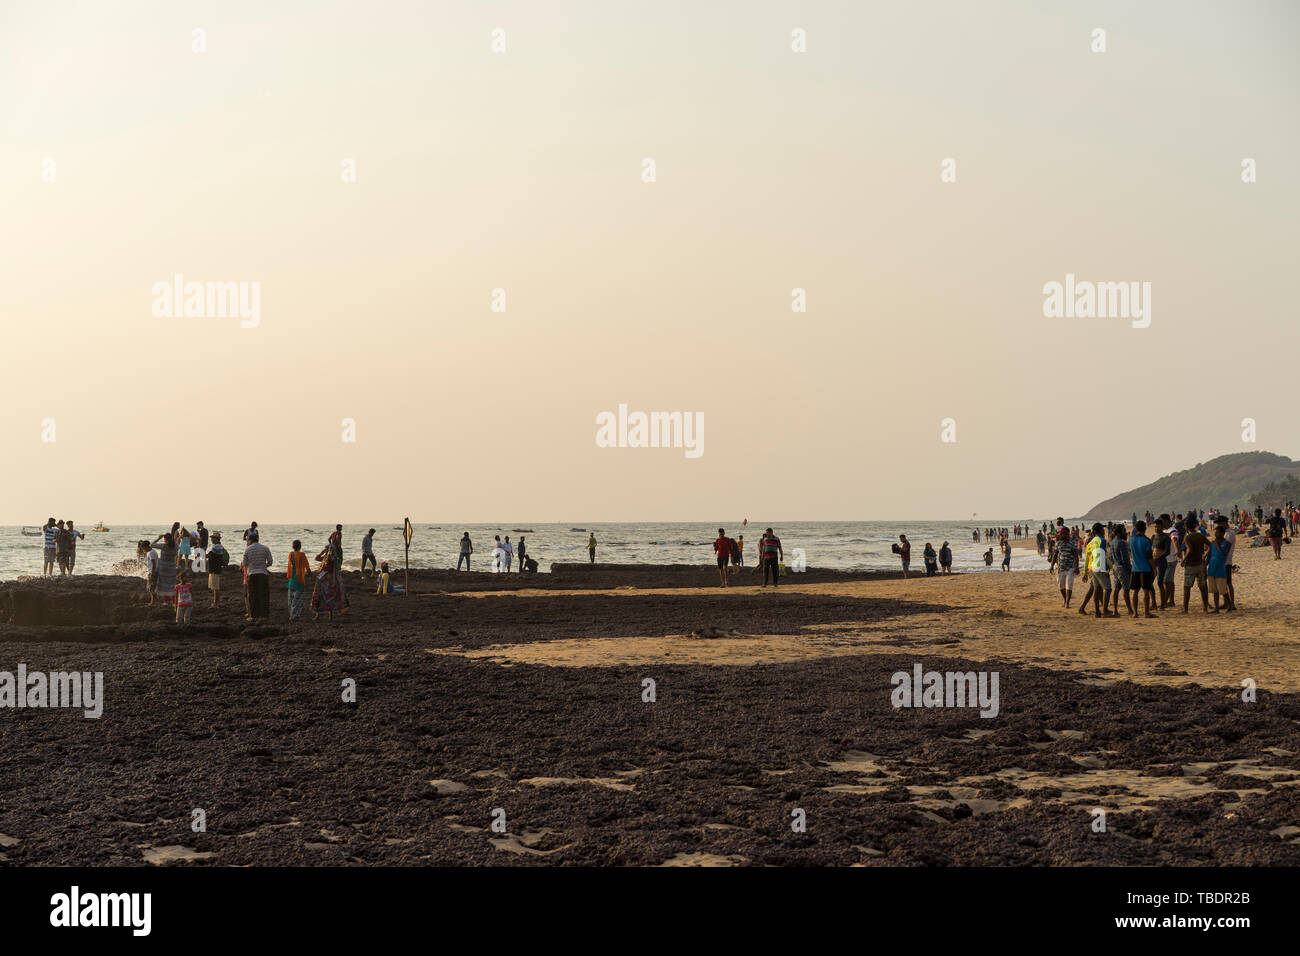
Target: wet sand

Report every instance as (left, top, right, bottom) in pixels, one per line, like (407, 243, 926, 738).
(0, 549, 1296, 866)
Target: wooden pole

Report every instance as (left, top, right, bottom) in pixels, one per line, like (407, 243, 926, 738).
(404, 517, 411, 595)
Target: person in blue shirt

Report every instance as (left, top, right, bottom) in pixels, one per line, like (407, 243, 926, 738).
(1206, 524, 1231, 613)
(1128, 520, 1157, 619)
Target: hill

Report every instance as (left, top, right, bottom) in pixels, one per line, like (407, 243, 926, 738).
(1082, 451, 1300, 519)
(1249, 475, 1300, 510)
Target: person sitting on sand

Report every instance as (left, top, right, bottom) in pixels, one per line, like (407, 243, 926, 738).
(375, 561, 405, 595)
(174, 568, 194, 625)
(713, 528, 732, 587)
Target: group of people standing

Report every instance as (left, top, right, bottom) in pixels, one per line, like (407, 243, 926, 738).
(1049, 512, 1246, 618)
(712, 527, 783, 587)
(39, 518, 85, 576)
(135, 521, 352, 625)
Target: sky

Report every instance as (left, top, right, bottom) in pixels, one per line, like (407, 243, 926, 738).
(2, 0, 1297, 524)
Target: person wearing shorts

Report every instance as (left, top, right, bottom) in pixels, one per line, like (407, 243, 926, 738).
(1055, 532, 1078, 607)
(1127, 520, 1157, 618)
(760, 528, 783, 588)
(713, 529, 732, 588)
(1180, 517, 1210, 613)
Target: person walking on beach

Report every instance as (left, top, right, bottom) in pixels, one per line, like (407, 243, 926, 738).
(458, 532, 473, 570)
(1267, 508, 1287, 559)
(64, 521, 84, 573)
(939, 541, 952, 574)
(713, 528, 732, 587)
(1128, 520, 1157, 618)
(242, 530, 274, 621)
(517, 536, 527, 572)
(286, 540, 310, 622)
(895, 535, 911, 578)
(587, 533, 598, 564)
(361, 528, 377, 579)
(1179, 516, 1210, 613)
(207, 532, 228, 606)
(41, 518, 58, 575)
(760, 528, 783, 588)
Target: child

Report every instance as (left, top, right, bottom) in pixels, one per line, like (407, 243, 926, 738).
(375, 561, 405, 595)
(207, 533, 228, 606)
(174, 568, 194, 624)
(286, 539, 310, 621)
(139, 540, 159, 606)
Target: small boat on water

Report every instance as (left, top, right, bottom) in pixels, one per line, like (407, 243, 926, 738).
(511, 528, 534, 533)
(570, 528, 586, 532)
(20, 526, 42, 537)
(92, 521, 110, 532)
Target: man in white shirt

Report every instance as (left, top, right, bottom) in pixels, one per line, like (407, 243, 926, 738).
(241, 531, 274, 621)
(501, 536, 513, 573)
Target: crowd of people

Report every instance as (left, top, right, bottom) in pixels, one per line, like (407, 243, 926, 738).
(131, 521, 356, 625)
(1044, 503, 1292, 618)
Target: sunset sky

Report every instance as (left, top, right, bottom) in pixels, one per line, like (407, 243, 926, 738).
(2, 0, 1297, 523)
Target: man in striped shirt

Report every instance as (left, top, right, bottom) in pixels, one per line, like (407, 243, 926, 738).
(42, 518, 58, 576)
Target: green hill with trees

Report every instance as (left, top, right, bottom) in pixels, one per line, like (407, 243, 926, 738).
(1082, 451, 1300, 519)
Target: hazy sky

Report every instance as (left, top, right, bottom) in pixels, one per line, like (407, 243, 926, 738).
(2, 0, 1297, 524)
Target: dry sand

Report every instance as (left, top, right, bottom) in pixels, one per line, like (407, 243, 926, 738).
(435, 545, 1300, 693)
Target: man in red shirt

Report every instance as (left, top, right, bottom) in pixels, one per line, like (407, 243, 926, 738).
(713, 528, 732, 587)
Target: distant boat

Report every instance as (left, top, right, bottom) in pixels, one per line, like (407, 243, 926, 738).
(570, 528, 586, 532)
(92, 521, 110, 532)
(511, 528, 534, 533)
(20, 526, 42, 537)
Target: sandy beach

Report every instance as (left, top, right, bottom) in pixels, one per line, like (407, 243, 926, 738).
(0, 547, 1296, 867)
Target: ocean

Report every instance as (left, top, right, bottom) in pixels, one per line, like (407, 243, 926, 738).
(1, 521, 1054, 581)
